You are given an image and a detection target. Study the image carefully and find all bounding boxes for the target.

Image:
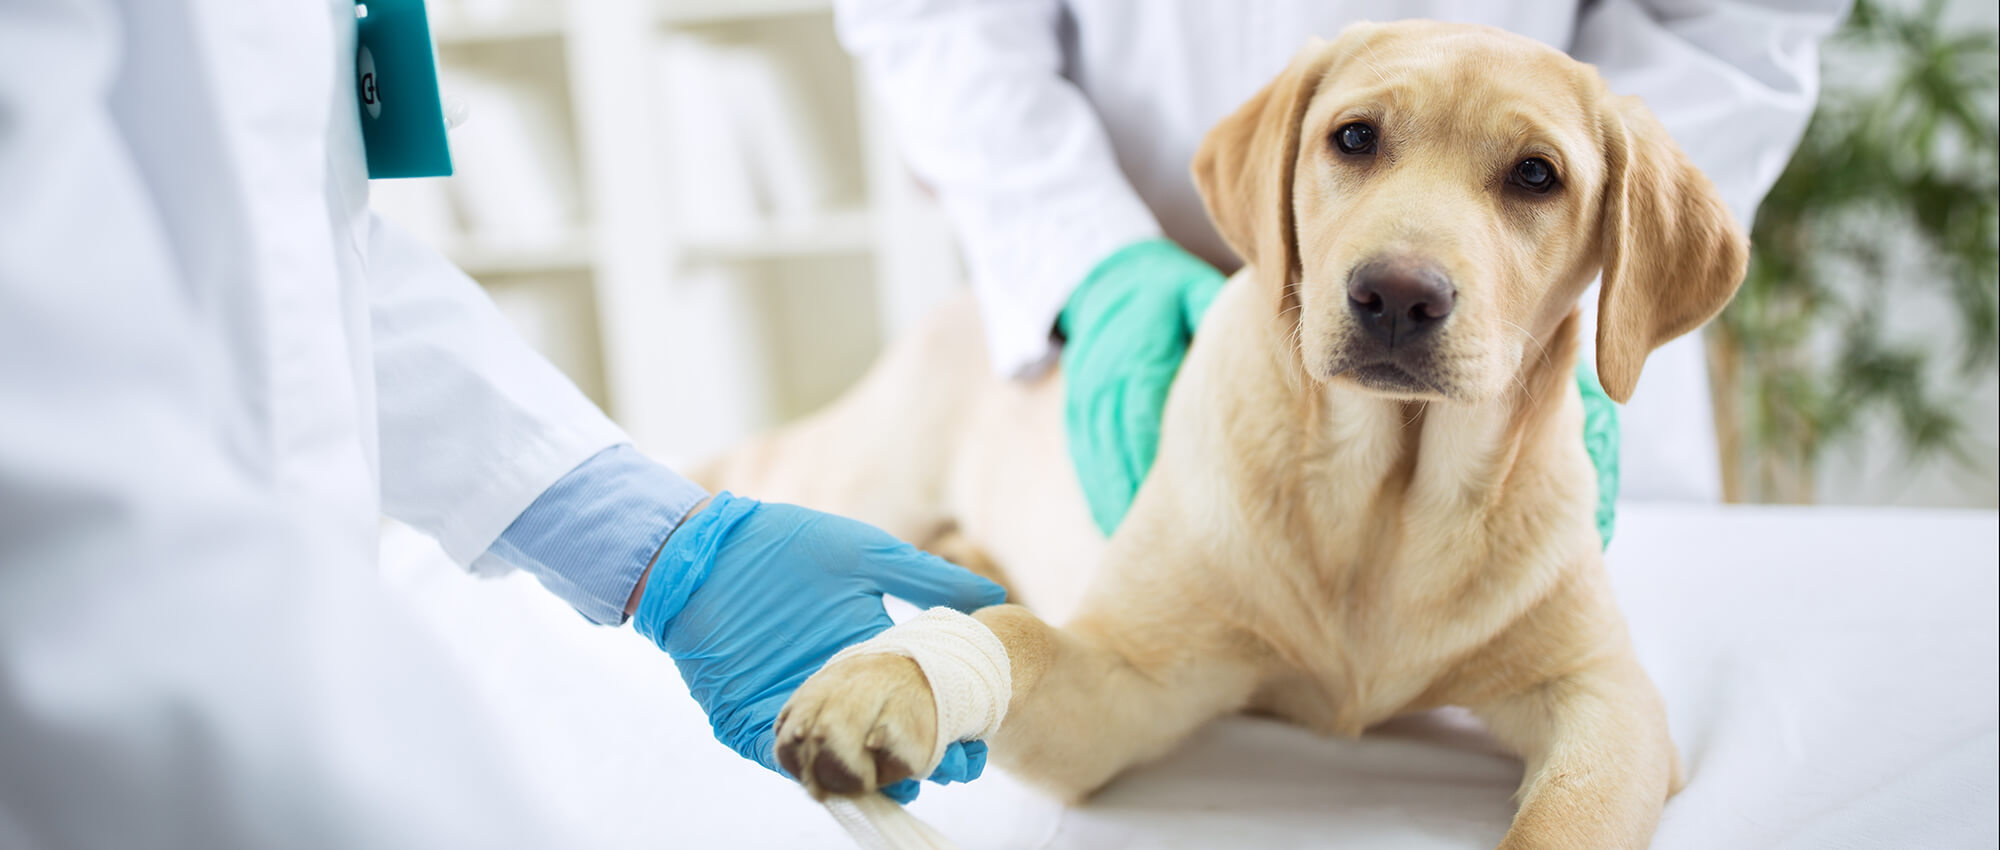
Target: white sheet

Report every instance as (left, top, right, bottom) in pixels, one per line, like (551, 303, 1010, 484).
(376, 504, 1999, 848)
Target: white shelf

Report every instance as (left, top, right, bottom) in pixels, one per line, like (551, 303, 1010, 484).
(681, 208, 874, 261)
(448, 232, 595, 276)
(432, 12, 567, 46)
(656, 0, 831, 27)
(414, 0, 966, 454)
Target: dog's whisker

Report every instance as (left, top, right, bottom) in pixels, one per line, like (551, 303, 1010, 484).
(1497, 319, 1551, 405)
(1501, 319, 1555, 374)
(1511, 371, 1537, 405)
(1358, 41, 1393, 85)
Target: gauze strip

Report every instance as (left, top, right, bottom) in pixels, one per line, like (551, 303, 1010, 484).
(823, 794, 958, 850)
(806, 607, 1013, 850)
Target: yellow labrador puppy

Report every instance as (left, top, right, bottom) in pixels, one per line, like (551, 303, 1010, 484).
(707, 20, 1745, 849)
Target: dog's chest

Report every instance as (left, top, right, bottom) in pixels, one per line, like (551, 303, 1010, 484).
(1233, 451, 1527, 734)
(1202, 375, 1594, 734)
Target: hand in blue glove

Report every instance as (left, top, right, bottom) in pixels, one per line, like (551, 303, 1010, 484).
(631, 492, 1007, 803)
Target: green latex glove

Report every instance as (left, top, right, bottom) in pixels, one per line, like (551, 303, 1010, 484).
(1058, 239, 1226, 536)
(1577, 363, 1621, 549)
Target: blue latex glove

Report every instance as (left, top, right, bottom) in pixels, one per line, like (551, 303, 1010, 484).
(632, 492, 1007, 803)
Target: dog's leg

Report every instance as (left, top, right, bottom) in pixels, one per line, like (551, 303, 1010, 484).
(975, 604, 1260, 800)
(1475, 652, 1678, 850)
(776, 601, 1257, 803)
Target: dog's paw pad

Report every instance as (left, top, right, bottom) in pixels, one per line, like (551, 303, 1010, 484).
(775, 654, 938, 800)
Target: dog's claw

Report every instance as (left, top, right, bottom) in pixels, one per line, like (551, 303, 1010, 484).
(872, 747, 915, 787)
(775, 654, 939, 800)
(813, 750, 866, 795)
(776, 735, 805, 779)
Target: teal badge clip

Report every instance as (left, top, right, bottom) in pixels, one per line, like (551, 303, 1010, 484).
(355, 0, 453, 178)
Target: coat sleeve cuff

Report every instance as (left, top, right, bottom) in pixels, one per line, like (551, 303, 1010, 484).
(475, 444, 710, 625)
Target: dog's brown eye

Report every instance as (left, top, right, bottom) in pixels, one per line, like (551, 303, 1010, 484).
(1510, 157, 1557, 193)
(1333, 122, 1377, 155)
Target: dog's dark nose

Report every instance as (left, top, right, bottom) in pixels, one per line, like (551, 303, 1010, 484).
(1347, 259, 1455, 346)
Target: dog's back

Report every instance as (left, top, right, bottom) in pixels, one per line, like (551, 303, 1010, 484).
(696, 293, 1106, 620)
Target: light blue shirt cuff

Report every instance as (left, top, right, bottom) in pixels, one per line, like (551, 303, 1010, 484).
(479, 444, 709, 625)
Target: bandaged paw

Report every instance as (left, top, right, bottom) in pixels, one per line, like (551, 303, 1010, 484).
(784, 608, 1012, 850)
(817, 607, 1012, 777)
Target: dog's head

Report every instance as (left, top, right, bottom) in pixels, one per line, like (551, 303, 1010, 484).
(1193, 21, 1746, 403)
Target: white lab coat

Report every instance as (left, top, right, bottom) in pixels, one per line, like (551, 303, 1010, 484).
(0, 1, 625, 846)
(837, 0, 1847, 501)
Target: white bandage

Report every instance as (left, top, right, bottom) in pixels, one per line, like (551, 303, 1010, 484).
(808, 607, 1013, 850)
(822, 606, 1012, 776)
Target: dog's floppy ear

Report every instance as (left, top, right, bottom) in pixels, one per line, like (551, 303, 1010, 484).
(1191, 36, 1339, 292)
(1593, 96, 1749, 403)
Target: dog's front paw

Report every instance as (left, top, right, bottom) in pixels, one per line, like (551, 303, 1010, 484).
(776, 654, 938, 800)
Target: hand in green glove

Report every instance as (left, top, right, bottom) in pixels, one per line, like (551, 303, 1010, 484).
(1058, 238, 1226, 536)
(1576, 362, 1621, 549)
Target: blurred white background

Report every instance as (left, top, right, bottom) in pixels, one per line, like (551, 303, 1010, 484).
(374, 0, 1999, 508)
(372, 0, 967, 472)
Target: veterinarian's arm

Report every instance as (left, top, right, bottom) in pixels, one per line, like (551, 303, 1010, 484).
(1571, 0, 1845, 237)
(836, 1, 1224, 535)
(364, 224, 1007, 799)
(835, 0, 1162, 378)
(486, 458, 1009, 800)
(628, 492, 1008, 802)
(362, 213, 676, 594)
(363, 215, 723, 625)
(480, 444, 707, 624)
(1567, 0, 1843, 503)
